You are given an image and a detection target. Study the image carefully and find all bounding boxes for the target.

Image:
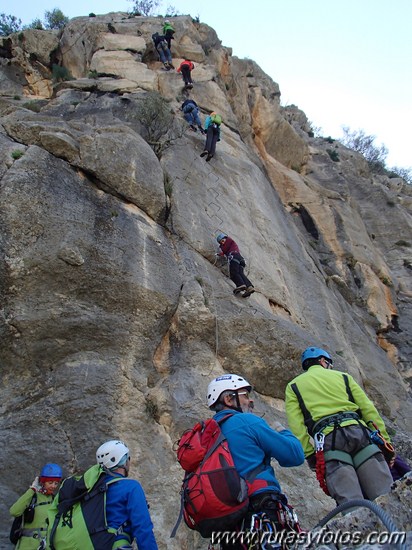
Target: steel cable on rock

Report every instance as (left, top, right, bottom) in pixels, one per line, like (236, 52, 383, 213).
(314, 498, 407, 550)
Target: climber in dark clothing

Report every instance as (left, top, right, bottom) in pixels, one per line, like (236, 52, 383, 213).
(181, 99, 204, 133)
(216, 233, 255, 297)
(200, 112, 221, 162)
(152, 33, 173, 70)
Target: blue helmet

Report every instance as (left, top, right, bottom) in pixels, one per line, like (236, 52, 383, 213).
(301, 347, 332, 370)
(216, 232, 227, 243)
(40, 463, 63, 479)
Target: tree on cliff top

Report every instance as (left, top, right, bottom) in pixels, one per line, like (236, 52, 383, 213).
(0, 13, 22, 36)
(130, 0, 160, 16)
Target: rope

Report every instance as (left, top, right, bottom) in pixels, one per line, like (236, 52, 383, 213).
(315, 498, 407, 550)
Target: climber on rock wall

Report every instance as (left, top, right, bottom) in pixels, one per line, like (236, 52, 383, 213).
(216, 233, 255, 297)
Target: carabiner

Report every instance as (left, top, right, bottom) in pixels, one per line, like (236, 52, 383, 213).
(314, 432, 325, 452)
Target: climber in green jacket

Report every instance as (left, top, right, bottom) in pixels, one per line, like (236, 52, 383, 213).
(10, 463, 62, 549)
(285, 347, 394, 504)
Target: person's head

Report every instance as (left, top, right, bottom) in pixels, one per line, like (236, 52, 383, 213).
(165, 19, 170, 24)
(39, 463, 62, 495)
(301, 347, 333, 371)
(207, 374, 252, 413)
(216, 232, 227, 244)
(96, 440, 130, 476)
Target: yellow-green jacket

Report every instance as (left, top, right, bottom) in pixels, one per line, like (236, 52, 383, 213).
(285, 365, 390, 457)
(10, 489, 53, 549)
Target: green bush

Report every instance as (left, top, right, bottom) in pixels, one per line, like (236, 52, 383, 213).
(136, 91, 184, 158)
(23, 101, 41, 112)
(327, 149, 340, 162)
(52, 64, 73, 82)
(11, 150, 24, 160)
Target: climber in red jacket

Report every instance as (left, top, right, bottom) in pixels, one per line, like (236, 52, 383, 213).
(216, 233, 255, 297)
(177, 59, 195, 88)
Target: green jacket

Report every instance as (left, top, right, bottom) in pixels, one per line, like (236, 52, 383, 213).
(285, 364, 390, 457)
(10, 489, 53, 550)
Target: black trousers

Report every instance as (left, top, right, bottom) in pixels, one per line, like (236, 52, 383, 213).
(204, 126, 219, 155)
(180, 65, 192, 85)
(229, 255, 253, 288)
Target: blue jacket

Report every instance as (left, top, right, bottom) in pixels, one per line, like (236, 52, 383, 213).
(105, 474, 158, 550)
(214, 410, 304, 494)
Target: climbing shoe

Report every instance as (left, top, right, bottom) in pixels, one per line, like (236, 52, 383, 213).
(206, 154, 213, 162)
(233, 285, 247, 295)
(200, 150, 208, 158)
(168, 62, 175, 69)
(163, 63, 170, 71)
(189, 125, 197, 132)
(242, 286, 255, 298)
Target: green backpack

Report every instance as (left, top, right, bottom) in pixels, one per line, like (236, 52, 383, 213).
(48, 464, 127, 550)
(210, 113, 222, 125)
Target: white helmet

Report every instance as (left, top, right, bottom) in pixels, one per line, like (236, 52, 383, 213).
(96, 440, 129, 469)
(207, 374, 252, 408)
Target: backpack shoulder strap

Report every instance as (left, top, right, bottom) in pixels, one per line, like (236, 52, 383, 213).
(342, 373, 362, 418)
(343, 373, 354, 402)
(290, 382, 315, 435)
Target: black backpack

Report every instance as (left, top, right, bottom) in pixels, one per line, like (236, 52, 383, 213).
(9, 493, 37, 544)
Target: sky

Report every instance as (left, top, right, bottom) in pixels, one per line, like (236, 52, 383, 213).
(7, 0, 411, 168)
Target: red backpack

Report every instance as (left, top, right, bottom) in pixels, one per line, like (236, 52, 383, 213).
(171, 414, 261, 539)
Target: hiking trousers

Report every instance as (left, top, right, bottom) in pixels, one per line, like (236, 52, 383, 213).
(183, 106, 202, 128)
(156, 42, 172, 64)
(324, 424, 393, 504)
(229, 254, 253, 289)
(204, 125, 219, 156)
(180, 65, 193, 85)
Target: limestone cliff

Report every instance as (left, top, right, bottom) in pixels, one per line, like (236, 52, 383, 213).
(0, 13, 411, 549)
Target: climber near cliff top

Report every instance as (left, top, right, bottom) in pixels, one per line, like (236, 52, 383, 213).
(200, 111, 222, 162)
(285, 347, 395, 505)
(162, 19, 175, 49)
(207, 374, 304, 549)
(151, 32, 173, 70)
(216, 233, 255, 297)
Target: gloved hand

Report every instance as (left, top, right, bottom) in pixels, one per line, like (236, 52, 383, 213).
(306, 454, 317, 471)
(30, 476, 42, 492)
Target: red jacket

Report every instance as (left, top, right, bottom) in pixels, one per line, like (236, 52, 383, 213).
(177, 60, 194, 72)
(219, 236, 240, 257)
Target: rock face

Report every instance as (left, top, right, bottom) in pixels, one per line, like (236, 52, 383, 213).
(0, 13, 411, 549)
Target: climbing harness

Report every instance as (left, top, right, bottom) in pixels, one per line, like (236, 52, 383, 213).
(291, 375, 387, 495)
